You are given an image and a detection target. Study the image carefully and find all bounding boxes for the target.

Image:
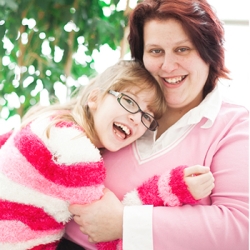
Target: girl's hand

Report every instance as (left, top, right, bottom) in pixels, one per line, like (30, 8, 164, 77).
(69, 188, 124, 243)
(184, 165, 215, 200)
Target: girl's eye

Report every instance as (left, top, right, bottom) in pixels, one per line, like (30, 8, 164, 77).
(123, 97, 135, 107)
(143, 113, 153, 122)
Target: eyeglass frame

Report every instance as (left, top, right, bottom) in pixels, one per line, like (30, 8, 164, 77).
(108, 90, 159, 131)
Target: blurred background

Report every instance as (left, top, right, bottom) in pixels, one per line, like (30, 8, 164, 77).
(0, 0, 249, 133)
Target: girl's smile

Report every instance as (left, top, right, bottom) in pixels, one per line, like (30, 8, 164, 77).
(88, 88, 157, 151)
(113, 122, 131, 139)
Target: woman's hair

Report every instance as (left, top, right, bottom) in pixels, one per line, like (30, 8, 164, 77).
(22, 60, 166, 144)
(128, 0, 230, 97)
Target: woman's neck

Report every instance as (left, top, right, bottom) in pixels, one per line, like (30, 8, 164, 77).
(156, 94, 204, 139)
(156, 109, 182, 139)
(156, 104, 198, 139)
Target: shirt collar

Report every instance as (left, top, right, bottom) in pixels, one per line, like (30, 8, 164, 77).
(135, 85, 223, 159)
(140, 85, 223, 143)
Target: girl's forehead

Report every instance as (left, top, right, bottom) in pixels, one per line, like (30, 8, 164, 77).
(121, 84, 154, 94)
(123, 86, 156, 102)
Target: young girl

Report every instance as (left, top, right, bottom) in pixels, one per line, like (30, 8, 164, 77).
(0, 60, 213, 250)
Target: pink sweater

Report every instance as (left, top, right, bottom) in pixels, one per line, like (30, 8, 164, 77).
(65, 89, 249, 250)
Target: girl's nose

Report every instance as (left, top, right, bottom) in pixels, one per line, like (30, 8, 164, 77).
(128, 112, 141, 125)
(161, 54, 179, 73)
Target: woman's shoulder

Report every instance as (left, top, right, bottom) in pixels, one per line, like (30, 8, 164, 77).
(220, 100, 249, 120)
(212, 101, 249, 137)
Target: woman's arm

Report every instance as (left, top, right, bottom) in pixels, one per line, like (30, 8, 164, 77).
(69, 165, 214, 249)
(151, 114, 249, 250)
(69, 188, 124, 243)
(69, 108, 248, 250)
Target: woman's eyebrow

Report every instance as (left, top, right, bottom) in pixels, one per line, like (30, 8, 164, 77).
(144, 39, 191, 48)
(175, 38, 191, 45)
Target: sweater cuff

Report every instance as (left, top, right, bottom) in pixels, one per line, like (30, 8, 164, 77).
(123, 205, 153, 250)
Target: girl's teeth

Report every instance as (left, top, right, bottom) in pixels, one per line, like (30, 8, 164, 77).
(114, 123, 130, 135)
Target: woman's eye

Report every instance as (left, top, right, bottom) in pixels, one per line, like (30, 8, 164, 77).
(176, 47, 190, 53)
(151, 49, 162, 54)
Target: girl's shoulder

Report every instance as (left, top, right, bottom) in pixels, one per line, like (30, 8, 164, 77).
(29, 117, 102, 164)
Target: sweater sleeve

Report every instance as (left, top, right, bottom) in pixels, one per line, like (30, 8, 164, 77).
(122, 165, 197, 207)
(123, 205, 153, 250)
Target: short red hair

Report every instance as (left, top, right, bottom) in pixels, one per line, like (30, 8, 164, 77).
(128, 0, 230, 97)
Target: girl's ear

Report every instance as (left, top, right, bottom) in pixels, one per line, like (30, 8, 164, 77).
(87, 88, 100, 110)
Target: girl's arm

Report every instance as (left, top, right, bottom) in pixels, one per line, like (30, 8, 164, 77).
(122, 165, 214, 207)
(0, 131, 13, 149)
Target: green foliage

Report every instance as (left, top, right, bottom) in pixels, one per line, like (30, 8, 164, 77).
(0, 0, 128, 120)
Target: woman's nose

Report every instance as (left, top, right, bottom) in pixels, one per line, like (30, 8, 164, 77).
(161, 54, 178, 73)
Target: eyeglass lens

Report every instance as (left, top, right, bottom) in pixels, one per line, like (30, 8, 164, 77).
(119, 95, 158, 131)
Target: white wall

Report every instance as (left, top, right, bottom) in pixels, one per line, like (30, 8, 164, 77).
(208, 0, 250, 108)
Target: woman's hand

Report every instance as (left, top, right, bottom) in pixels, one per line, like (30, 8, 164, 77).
(69, 188, 124, 243)
(184, 165, 215, 200)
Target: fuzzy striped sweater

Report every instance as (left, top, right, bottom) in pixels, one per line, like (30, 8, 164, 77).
(0, 118, 105, 250)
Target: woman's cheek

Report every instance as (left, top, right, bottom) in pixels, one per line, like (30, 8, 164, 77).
(143, 57, 156, 74)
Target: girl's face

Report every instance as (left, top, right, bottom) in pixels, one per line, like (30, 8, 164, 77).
(143, 19, 209, 112)
(88, 87, 156, 151)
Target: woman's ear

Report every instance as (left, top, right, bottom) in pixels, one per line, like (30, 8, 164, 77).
(87, 88, 100, 110)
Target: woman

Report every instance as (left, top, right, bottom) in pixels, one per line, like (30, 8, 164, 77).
(65, 0, 249, 249)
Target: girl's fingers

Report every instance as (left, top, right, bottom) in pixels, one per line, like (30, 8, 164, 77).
(184, 165, 210, 177)
(190, 172, 214, 184)
(185, 171, 215, 200)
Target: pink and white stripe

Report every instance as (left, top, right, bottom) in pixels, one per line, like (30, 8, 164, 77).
(0, 119, 106, 249)
(122, 165, 197, 208)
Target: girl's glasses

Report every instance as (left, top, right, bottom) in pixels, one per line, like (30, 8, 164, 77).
(109, 90, 158, 131)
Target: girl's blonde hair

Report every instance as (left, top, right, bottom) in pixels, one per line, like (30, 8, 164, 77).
(22, 60, 166, 144)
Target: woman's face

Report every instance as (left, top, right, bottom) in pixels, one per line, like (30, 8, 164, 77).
(143, 19, 209, 111)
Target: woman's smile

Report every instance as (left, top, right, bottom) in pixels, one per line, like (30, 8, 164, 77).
(163, 75, 187, 85)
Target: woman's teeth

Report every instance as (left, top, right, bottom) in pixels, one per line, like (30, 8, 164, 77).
(164, 76, 185, 84)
